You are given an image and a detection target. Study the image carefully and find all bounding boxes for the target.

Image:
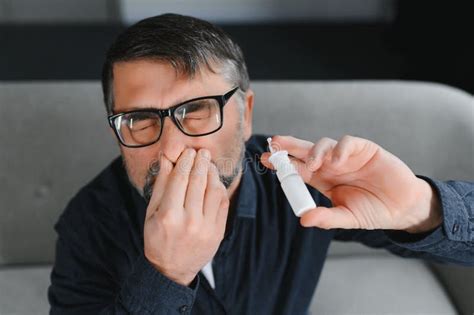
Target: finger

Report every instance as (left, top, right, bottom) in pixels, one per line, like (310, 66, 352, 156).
(306, 137, 338, 171)
(146, 154, 174, 220)
(300, 206, 359, 229)
(184, 148, 210, 217)
(263, 138, 337, 172)
(215, 195, 230, 236)
(160, 148, 197, 214)
(331, 135, 367, 166)
(287, 156, 314, 183)
(260, 152, 274, 169)
(203, 163, 227, 222)
(271, 135, 313, 160)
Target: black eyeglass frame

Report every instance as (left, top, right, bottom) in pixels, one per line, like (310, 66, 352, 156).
(108, 86, 240, 148)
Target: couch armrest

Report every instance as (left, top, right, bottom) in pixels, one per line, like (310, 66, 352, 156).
(430, 263, 474, 315)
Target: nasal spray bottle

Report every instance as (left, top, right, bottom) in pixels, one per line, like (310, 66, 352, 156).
(267, 137, 317, 217)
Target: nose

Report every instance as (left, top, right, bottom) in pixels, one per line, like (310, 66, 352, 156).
(158, 117, 194, 163)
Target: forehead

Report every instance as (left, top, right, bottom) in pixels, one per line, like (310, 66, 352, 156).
(112, 59, 230, 112)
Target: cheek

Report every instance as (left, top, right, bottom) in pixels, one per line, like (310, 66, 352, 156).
(212, 118, 244, 170)
(199, 106, 235, 152)
(223, 103, 241, 126)
(220, 105, 243, 138)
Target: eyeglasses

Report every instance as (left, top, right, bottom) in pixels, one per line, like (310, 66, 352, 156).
(108, 87, 239, 148)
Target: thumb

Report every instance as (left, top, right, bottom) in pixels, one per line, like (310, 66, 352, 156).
(300, 206, 359, 230)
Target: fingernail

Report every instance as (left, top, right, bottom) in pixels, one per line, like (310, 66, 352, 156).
(200, 149, 210, 159)
(187, 148, 196, 157)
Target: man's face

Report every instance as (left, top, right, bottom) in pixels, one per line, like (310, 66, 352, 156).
(112, 59, 253, 201)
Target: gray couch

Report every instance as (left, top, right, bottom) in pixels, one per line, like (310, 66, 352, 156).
(0, 80, 473, 314)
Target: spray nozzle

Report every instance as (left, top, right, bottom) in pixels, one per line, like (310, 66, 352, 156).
(267, 137, 276, 154)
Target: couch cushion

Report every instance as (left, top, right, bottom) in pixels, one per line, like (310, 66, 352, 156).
(310, 256, 457, 315)
(0, 266, 51, 314)
(0, 82, 118, 265)
(0, 258, 456, 315)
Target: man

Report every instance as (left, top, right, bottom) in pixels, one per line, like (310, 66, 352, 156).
(48, 13, 474, 314)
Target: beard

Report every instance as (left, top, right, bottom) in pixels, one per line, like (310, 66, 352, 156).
(132, 124, 246, 204)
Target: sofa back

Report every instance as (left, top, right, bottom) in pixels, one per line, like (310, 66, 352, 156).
(0, 80, 472, 265)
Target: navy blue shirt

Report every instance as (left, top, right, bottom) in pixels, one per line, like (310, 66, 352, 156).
(48, 135, 474, 314)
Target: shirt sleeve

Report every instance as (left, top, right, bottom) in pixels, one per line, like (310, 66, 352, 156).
(48, 195, 199, 315)
(334, 176, 474, 266)
(118, 254, 199, 314)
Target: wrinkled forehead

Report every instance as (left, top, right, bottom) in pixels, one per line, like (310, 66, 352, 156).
(112, 59, 232, 112)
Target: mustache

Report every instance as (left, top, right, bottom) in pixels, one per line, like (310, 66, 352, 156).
(142, 157, 241, 203)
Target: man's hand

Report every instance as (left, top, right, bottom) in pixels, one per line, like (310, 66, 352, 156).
(261, 135, 442, 233)
(144, 148, 230, 286)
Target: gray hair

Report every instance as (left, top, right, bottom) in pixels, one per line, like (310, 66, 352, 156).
(101, 13, 250, 115)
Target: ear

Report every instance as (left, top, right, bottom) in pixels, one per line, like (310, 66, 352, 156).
(242, 89, 254, 141)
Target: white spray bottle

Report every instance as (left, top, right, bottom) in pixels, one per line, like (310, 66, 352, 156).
(267, 137, 317, 217)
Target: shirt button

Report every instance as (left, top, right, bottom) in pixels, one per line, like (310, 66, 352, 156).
(452, 223, 460, 234)
(179, 305, 188, 313)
